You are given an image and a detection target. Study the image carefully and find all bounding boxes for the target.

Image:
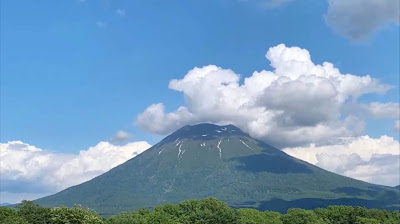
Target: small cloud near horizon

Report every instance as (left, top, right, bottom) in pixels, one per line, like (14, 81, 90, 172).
(0, 140, 151, 204)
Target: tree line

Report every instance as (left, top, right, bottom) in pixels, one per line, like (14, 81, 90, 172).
(1, 198, 399, 224)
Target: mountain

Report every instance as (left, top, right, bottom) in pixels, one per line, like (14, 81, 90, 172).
(0, 202, 11, 207)
(35, 123, 400, 216)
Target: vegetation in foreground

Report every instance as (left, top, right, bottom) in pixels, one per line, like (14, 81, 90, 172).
(1, 198, 399, 224)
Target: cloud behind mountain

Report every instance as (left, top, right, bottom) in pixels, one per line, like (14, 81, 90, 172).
(136, 44, 392, 148)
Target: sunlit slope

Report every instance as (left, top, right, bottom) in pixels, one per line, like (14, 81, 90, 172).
(35, 124, 400, 215)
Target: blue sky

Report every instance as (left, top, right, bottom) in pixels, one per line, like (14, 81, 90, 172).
(2, 0, 398, 152)
(1, 0, 399, 203)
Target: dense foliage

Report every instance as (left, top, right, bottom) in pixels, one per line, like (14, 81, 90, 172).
(0, 201, 103, 224)
(1, 198, 399, 224)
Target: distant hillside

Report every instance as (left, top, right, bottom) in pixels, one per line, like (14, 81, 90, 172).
(35, 123, 400, 216)
(0, 203, 11, 207)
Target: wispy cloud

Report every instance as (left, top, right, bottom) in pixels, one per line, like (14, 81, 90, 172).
(96, 21, 106, 28)
(116, 9, 126, 16)
(368, 102, 400, 118)
(264, 0, 294, 8)
(238, 0, 294, 8)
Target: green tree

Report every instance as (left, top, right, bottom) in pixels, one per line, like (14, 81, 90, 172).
(178, 198, 238, 224)
(17, 200, 51, 224)
(154, 203, 182, 218)
(355, 217, 381, 224)
(152, 203, 182, 223)
(282, 208, 326, 224)
(2, 215, 29, 224)
(148, 212, 180, 224)
(389, 210, 400, 223)
(0, 206, 18, 223)
(105, 211, 149, 224)
(237, 208, 282, 224)
(49, 205, 104, 224)
(315, 206, 355, 224)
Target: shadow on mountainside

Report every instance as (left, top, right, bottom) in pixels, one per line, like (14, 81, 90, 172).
(233, 153, 313, 174)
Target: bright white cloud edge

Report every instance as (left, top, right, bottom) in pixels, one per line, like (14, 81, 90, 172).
(135, 43, 399, 188)
(283, 135, 400, 187)
(2, 43, 399, 203)
(0, 140, 151, 204)
(136, 43, 393, 148)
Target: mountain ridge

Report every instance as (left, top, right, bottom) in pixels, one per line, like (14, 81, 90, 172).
(35, 123, 400, 215)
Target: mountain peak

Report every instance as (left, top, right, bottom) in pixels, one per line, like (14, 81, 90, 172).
(35, 123, 400, 215)
(179, 123, 243, 133)
(160, 123, 248, 144)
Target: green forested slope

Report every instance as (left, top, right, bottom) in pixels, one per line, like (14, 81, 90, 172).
(35, 124, 400, 216)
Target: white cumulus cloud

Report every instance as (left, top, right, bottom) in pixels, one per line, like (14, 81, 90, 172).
(0, 140, 151, 203)
(110, 130, 132, 142)
(368, 102, 399, 118)
(136, 44, 391, 148)
(283, 135, 400, 186)
(325, 0, 400, 40)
